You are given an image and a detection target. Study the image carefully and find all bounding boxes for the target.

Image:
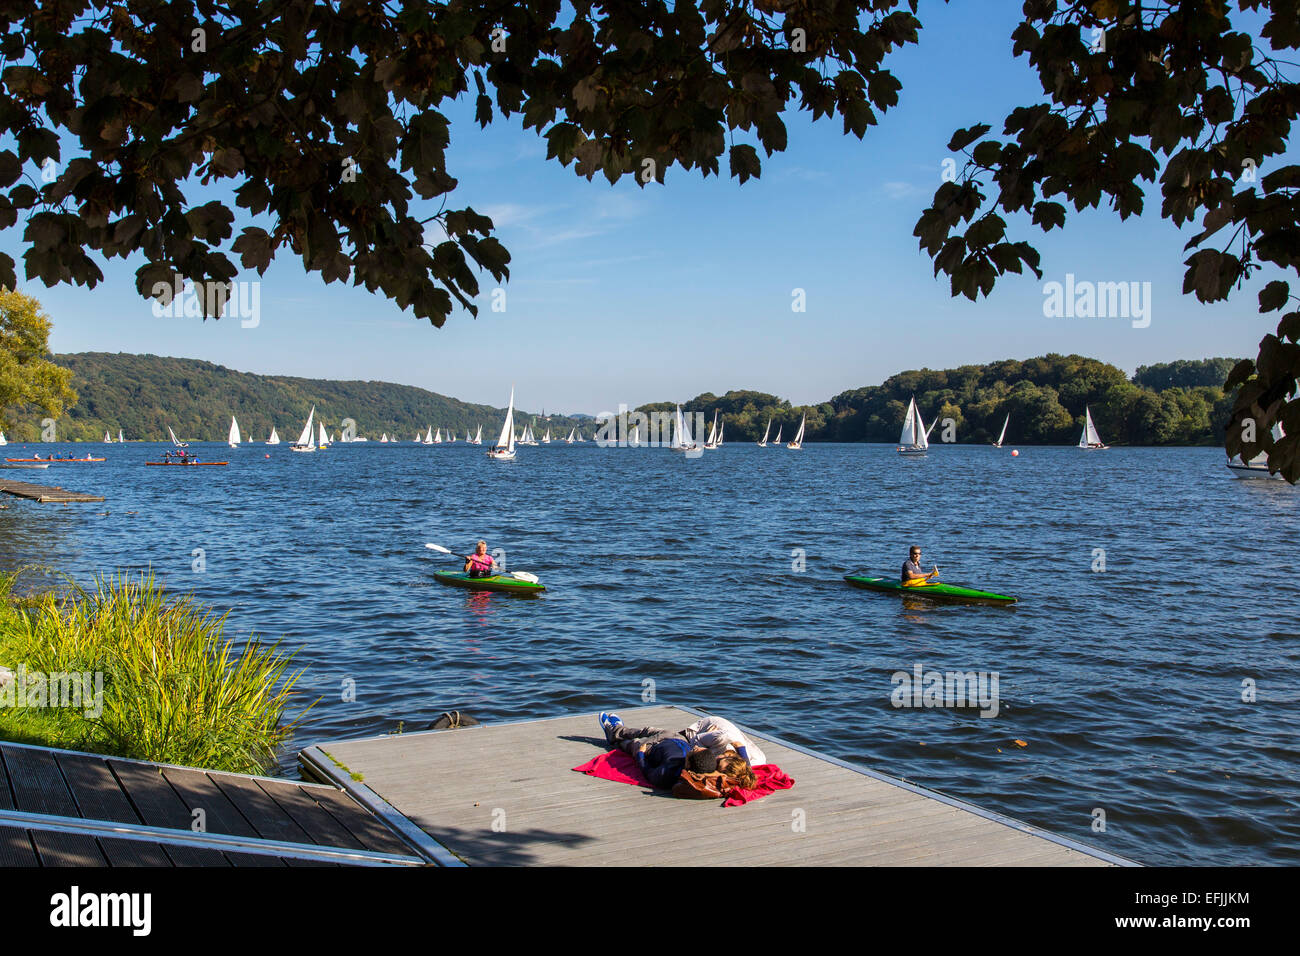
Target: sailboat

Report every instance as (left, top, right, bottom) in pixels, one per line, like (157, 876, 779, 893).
(118, 429, 124, 443)
(716, 419, 724, 447)
(317, 421, 331, 449)
(542, 428, 551, 444)
(757, 417, 771, 447)
(576, 430, 585, 442)
(380, 433, 389, 443)
(471, 425, 483, 445)
(433, 428, 443, 444)
(1078, 406, 1108, 449)
(488, 388, 518, 460)
(704, 411, 721, 450)
(267, 427, 280, 445)
(422, 426, 433, 445)
(104, 430, 112, 443)
(291, 408, 317, 452)
(773, 424, 783, 445)
(0, 430, 7, 445)
(167, 425, 188, 449)
(993, 414, 1009, 448)
(1227, 421, 1286, 479)
(448, 429, 456, 443)
(786, 413, 806, 450)
(228, 416, 241, 448)
(565, 427, 576, 444)
(897, 397, 929, 456)
(669, 405, 699, 454)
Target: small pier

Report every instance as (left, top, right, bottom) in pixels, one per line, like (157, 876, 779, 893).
(0, 741, 430, 866)
(0, 479, 105, 504)
(300, 705, 1136, 867)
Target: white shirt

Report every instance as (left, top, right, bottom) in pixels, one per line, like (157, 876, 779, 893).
(684, 716, 767, 766)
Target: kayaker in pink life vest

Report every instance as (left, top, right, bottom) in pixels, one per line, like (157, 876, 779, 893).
(464, 540, 498, 578)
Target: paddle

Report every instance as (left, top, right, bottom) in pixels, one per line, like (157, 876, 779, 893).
(424, 543, 541, 584)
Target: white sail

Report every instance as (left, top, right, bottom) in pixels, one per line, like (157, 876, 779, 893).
(1079, 406, 1105, 448)
(900, 398, 917, 447)
(489, 387, 517, 458)
(0, 430, 6, 445)
(994, 414, 1009, 448)
(318, 421, 330, 446)
(168, 425, 188, 448)
(787, 414, 806, 449)
(267, 426, 280, 444)
(577, 430, 585, 442)
(118, 429, 124, 443)
(758, 418, 770, 447)
(671, 405, 698, 452)
(630, 423, 640, 446)
(717, 420, 724, 445)
(228, 416, 241, 447)
(705, 411, 718, 447)
(543, 428, 551, 443)
(773, 425, 783, 444)
(434, 427, 442, 444)
(566, 427, 575, 443)
(474, 424, 483, 444)
(104, 430, 112, 443)
(292, 407, 316, 451)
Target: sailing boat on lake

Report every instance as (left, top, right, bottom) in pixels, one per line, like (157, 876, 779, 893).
(488, 388, 518, 461)
(704, 411, 721, 450)
(670, 405, 699, 454)
(898, 397, 929, 456)
(291, 408, 316, 452)
(772, 424, 783, 445)
(167, 425, 188, 449)
(228, 416, 241, 448)
(318, 421, 331, 449)
(757, 417, 771, 447)
(104, 430, 112, 443)
(267, 426, 280, 445)
(993, 413, 1009, 448)
(1078, 406, 1108, 450)
(786, 414, 806, 450)
(118, 429, 124, 444)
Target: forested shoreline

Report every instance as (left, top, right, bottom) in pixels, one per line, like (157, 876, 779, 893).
(2, 352, 1243, 446)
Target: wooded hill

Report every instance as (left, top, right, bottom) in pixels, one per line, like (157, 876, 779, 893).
(3, 352, 1241, 446)
(6, 352, 589, 443)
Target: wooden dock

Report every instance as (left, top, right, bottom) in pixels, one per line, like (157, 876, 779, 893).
(0, 741, 430, 866)
(0, 479, 104, 503)
(300, 705, 1135, 867)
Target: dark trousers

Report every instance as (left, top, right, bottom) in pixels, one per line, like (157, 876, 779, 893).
(608, 725, 683, 754)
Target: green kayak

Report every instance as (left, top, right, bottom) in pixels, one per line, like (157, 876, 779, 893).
(843, 574, 1016, 605)
(434, 571, 546, 594)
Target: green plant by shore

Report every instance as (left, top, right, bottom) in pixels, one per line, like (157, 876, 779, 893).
(0, 570, 311, 774)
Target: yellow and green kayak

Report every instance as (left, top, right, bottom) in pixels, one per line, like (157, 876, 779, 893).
(844, 574, 1016, 605)
(434, 571, 546, 594)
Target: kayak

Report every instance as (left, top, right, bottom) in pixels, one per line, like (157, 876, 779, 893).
(434, 570, 546, 594)
(844, 574, 1016, 605)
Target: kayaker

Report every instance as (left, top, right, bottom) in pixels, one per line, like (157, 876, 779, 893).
(901, 546, 939, 586)
(463, 540, 498, 578)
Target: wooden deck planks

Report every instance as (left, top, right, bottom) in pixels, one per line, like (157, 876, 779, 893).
(2, 746, 79, 817)
(0, 479, 105, 503)
(314, 706, 1119, 867)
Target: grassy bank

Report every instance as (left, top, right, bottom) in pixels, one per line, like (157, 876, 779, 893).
(0, 571, 310, 774)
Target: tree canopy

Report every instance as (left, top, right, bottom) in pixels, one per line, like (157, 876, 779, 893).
(1, 1, 1297, 472)
(0, 287, 75, 428)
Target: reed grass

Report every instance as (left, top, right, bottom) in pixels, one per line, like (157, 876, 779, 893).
(0, 570, 310, 774)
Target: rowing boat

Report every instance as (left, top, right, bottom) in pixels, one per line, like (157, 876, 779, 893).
(433, 571, 545, 594)
(145, 460, 229, 466)
(5, 457, 105, 463)
(843, 574, 1016, 604)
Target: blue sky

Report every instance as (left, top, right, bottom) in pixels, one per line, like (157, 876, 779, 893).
(12, 1, 1290, 414)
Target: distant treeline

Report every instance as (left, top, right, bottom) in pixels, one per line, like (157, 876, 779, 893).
(4, 352, 1240, 447)
(659, 355, 1241, 446)
(5, 353, 590, 443)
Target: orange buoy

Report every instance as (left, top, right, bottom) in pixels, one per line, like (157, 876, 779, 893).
(1011, 449, 1019, 457)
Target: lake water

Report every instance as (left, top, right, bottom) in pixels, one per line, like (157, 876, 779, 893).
(2, 440, 1298, 865)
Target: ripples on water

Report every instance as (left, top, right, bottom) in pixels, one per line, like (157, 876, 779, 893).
(2, 440, 1298, 865)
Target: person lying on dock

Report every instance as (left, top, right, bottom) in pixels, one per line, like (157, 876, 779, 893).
(463, 540, 498, 578)
(901, 546, 940, 587)
(598, 713, 758, 791)
(682, 714, 766, 767)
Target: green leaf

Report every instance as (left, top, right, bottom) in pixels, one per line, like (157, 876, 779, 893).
(1259, 280, 1290, 313)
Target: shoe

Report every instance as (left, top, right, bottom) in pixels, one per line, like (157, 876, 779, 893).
(599, 712, 622, 741)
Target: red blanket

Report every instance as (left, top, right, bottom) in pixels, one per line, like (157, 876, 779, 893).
(572, 750, 794, 806)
